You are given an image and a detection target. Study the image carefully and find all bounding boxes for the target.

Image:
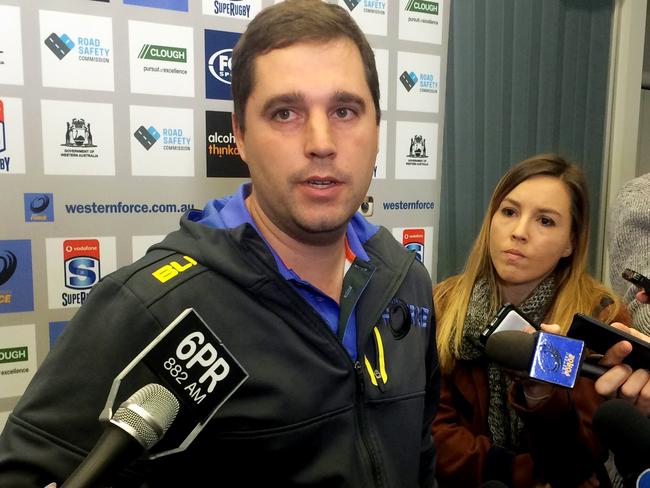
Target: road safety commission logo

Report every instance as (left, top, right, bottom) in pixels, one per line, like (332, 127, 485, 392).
(396, 52, 441, 113)
(133, 125, 160, 150)
(44, 32, 75, 60)
(24, 193, 55, 222)
(39, 10, 114, 91)
(205, 111, 248, 178)
(46, 236, 117, 309)
(339, 0, 387, 36)
(129, 105, 194, 176)
(205, 29, 240, 100)
(0, 240, 34, 314)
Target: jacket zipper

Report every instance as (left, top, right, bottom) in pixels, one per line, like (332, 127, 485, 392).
(354, 360, 385, 488)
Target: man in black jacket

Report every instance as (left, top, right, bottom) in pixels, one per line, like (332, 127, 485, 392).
(0, 1, 439, 486)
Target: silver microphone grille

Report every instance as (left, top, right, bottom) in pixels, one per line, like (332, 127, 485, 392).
(111, 383, 180, 450)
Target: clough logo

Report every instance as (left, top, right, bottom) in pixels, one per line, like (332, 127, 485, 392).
(208, 48, 233, 84)
(138, 44, 187, 63)
(0, 346, 28, 364)
(0, 250, 17, 286)
(405, 0, 439, 14)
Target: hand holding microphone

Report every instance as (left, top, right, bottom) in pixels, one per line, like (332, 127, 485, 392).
(592, 322, 650, 416)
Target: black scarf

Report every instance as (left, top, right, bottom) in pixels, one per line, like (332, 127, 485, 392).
(457, 275, 556, 449)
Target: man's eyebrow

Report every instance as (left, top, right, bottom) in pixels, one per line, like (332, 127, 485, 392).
(261, 92, 305, 114)
(332, 91, 366, 109)
(260, 91, 367, 114)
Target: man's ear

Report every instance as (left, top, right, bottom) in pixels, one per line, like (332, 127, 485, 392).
(231, 113, 247, 162)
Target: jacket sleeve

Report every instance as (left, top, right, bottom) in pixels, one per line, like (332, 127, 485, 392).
(0, 276, 162, 488)
(431, 372, 535, 488)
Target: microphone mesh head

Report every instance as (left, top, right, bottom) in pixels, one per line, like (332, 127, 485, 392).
(484, 330, 536, 371)
(112, 383, 180, 450)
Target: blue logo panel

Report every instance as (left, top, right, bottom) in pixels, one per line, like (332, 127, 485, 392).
(24, 193, 55, 222)
(49, 321, 68, 349)
(205, 29, 240, 101)
(123, 0, 188, 11)
(0, 240, 34, 313)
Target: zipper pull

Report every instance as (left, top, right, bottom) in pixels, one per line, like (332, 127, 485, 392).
(373, 369, 385, 392)
(354, 360, 365, 394)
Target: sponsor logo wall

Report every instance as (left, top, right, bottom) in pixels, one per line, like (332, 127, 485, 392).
(0, 0, 448, 418)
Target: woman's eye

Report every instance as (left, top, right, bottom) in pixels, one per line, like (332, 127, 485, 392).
(540, 216, 555, 227)
(501, 207, 515, 216)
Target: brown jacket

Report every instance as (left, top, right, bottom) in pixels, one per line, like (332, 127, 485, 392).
(432, 304, 630, 487)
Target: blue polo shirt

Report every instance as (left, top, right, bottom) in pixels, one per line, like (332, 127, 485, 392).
(195, 183, 378, 360)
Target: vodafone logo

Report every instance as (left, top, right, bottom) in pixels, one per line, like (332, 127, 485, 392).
(403, 231, 424, 241)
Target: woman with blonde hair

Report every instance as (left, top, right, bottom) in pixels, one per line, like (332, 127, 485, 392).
(432, 154, 630, 487)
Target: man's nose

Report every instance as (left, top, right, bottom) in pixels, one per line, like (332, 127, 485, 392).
(304, 111, 336, 160)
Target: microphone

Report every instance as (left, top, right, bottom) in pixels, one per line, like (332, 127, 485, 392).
(99, 308, 249, 458)
(593, 399, 650, 488)
(62, 383, 179, 488)
(484, 330, 608, 388)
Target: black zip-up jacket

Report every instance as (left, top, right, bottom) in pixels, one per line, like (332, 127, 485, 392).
(0, 212, 439, 487)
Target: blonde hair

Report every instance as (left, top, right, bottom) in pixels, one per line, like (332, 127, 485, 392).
(435, 154, 622, 373)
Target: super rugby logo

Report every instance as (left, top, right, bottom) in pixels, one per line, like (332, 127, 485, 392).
(62, 239, 100, 307)
(402, 229, 424, 263)
(208, 48, 232, 85)
(212, 1, 252, 18)
(0, 98, 6, 153)
(0, 250, 17, 286)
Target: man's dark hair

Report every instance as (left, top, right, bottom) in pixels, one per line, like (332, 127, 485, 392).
(231, 0, 380, 132)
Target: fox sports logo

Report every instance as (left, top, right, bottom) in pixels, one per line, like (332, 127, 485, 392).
(208, 48, 233, 84)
